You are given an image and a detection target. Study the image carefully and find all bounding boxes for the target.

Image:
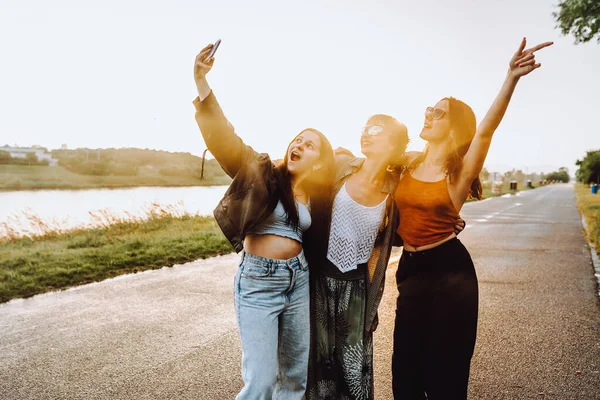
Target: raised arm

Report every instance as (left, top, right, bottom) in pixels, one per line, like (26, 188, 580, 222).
(460, 38, 553, 183)
(193, 44, 259, 178)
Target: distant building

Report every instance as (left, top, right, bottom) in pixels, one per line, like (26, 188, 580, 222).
(61, 144, 68, 150)
(0, 145, 58, 166)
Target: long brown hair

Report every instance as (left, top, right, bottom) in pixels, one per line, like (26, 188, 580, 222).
(411, 97, 482, 200)
(273, 128, 335, 234)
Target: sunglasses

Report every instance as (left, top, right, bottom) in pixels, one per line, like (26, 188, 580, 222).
(362, 125, 386, 136)
(425, 107, 446, 120)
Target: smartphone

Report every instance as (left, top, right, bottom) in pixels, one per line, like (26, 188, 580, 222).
(205, 39, 221, 61)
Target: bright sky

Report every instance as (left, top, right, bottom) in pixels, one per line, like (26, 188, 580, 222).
(1, 0, 598, 175)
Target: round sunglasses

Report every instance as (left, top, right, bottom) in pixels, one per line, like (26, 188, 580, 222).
(425, 107, 446, 120)
(362, 125, 385, 136)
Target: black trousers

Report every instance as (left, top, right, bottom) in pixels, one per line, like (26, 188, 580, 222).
(392, 239, 478, 400)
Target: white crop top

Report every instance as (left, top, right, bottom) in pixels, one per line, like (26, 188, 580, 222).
(327, 182, 388, 273)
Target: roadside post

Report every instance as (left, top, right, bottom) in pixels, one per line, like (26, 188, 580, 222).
(491, 172, 502, 195)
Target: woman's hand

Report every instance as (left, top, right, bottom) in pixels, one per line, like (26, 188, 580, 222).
(194, 44, 216, 85)
(454, 217, 466, 235)
(508, 38, 553, 80)
(458, 37, 552, 205)
(194, 44, 216, 99)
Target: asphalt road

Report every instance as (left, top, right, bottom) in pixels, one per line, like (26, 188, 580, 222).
(1, 183, 598, 399)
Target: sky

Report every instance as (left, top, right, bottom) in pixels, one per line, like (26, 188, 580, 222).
(0, 0, 598, 175)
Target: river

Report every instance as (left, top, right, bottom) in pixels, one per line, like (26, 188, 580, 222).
(0, 186, 228, 237)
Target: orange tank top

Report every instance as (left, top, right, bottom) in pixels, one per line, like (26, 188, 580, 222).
(394, 173, 459, 248)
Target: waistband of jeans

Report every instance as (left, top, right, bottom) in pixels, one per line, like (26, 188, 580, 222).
(319, 259, 367, 280)
(241, 250, 308, 269)
(403, 238, 461, 258)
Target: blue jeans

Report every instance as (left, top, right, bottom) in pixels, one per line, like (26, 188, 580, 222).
(234, 250, 310, 400)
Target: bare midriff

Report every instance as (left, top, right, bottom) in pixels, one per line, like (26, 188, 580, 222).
(244, 233, 303, 260)
(402, 232, 456, 252)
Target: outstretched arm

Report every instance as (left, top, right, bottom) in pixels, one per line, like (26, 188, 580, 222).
(460, 38, 553, 185)
(193, 44, 259, 178)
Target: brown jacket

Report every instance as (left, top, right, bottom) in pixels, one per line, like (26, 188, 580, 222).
(193, 92, 279, 253)
(195, 92, 400, 335)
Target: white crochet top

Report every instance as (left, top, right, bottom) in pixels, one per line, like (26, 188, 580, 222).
(327, 182, 388, 273)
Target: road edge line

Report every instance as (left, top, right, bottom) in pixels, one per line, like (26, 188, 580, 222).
(580, 214, 600, 298)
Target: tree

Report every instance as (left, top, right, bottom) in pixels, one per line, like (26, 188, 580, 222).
(576, 150, 600, 183)
(544, 167, 570, 183)
(553, 0, 600, 44)
(480, 167, 490, 182)
(514, 169, 526, 183)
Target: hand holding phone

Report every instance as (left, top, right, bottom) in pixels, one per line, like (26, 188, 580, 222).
(195, 40, 220, 93)
(204, 39, 221, 62)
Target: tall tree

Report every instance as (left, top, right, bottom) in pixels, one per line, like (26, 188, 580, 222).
(553, 0, 600, 44)
(576, 150, 600, 183)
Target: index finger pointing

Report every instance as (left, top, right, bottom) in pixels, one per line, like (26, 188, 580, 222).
(525, 41, 554, 53)
(514, 37, 526, 56)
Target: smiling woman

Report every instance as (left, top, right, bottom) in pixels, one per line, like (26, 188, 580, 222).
(193, 42, 335, 399)
(391, 38, 553, 399)
(262, 128, 334, 256)
(306, 113, 410, 400)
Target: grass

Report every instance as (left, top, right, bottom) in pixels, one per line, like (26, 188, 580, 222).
(0, 210, 233, 303)
(0, 177, 542, 303)
(574, 184, 600, 251)
(0, 164, 230, 191)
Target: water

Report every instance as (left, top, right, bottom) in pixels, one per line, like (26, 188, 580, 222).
(0, 186, 228, 236)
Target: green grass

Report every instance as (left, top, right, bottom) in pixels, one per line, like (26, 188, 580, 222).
(0, 164, 230, 191)
(575, 184, 600, 251)
(0, 215, 234, 302)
